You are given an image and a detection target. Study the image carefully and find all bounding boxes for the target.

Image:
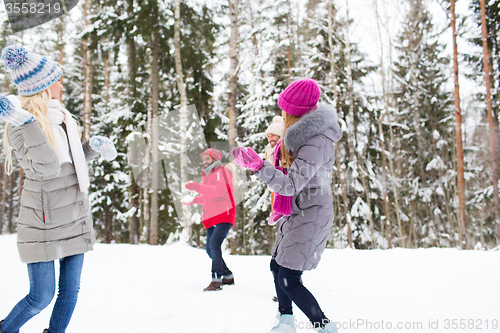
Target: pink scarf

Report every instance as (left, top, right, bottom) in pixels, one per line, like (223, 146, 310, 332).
(272, 140, 292, 216)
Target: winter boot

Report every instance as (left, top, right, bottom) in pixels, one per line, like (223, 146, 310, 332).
(203, 281, 222, 292)
(269, 314, 296, 333)
(222, 274, 234, 285)
(314, 321, 339, 333)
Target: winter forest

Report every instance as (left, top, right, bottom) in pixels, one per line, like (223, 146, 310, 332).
(0, 0, 499, 253)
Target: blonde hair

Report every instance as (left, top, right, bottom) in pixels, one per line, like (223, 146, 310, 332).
(281, 112, 301, 169)
(3, 89, 79, 174)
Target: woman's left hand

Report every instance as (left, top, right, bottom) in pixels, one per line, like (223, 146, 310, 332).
(231, 147, 264, 171)
(89, 136, 117, 161)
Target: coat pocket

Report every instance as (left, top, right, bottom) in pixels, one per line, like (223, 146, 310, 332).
(295, 191, 320, 211)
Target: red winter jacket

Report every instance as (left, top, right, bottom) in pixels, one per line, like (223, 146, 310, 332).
(193, 165, 236, 229)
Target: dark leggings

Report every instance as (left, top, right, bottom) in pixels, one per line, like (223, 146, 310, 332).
(270, 259, 329, 328)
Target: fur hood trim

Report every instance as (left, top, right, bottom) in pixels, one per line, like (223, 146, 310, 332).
(284, 104, 341, 153)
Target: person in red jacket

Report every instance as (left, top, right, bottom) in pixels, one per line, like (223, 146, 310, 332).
(181, 148, 236, 291)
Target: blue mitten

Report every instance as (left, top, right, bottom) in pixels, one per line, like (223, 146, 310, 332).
(89, 136, 117, 161)
(0, 95, 35, 126)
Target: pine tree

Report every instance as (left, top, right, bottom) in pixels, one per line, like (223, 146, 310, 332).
(393, 0, 456, 247)
(466, 0, 500, 246)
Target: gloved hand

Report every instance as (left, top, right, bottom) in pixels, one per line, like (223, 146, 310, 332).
(268, 211, 283, 226)
(184, 181, 200, 193)
(231, 147, 264, 172)
(89, 136, 118, 161)
(181, 196, 196, 206)
(0, 95, 35, 126)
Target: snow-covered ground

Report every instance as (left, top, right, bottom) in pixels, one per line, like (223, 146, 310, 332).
(1, 233, 499, 333)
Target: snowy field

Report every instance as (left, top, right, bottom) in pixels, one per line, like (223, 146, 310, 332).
(1, 233, 499, 333)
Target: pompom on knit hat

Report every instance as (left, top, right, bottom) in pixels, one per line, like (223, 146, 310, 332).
(265, 115, 285, 138)
(1, 44, 63, 96)
(202, 148, 223, 161)
(278, 78, 321, 117)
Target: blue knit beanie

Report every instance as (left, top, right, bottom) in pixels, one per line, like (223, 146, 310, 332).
(1, 44, 63, 96)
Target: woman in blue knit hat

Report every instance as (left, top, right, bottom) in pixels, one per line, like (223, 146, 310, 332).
(0, 45, 117, 333)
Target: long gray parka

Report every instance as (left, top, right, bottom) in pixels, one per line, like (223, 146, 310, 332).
(8, 120, 99, 264)
(254, 104, 342, 271)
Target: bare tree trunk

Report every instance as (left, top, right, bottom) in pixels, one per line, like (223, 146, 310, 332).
(140, 190, 147, 241)
(387, 125, 402, 247)
(286, 1, 292, 85)
(128, 155, 140, 241)
(82, 0, 92, 141)
(408, 202, 418, 247)
(360, 165, 375, 248)
(386, 25, 403, 249)
(344, 0, 357, 248)
(344, 0, 356, 152)
(141, 77, 153, 243)
(328, 0, 351, 247)
(86, 52, 93, 140)
(126, 0, 140, 245)
(248, 0, 261, 255)
(104, 210, 112, 243)
(149, 27, 160, 246)
(480, 0, 500, 239)
(451, 0, 468, 249)
(228, 0, 240, 254)
(58, 16, 64, 100)
(82, 0, 88, 132)
(104, 38, 110, 109)
(228, 0, 239, 151)
(174, 0, 192, 240)
(374, 0, 393, 248)
(127, 115, 140, 243)
(334, 145, 350, 247)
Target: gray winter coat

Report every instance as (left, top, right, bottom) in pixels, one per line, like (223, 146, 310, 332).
(8, 120, 99, 264)
(254, 104, 342, 271)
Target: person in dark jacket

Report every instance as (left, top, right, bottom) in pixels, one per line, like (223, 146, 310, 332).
(0, 45, 117, 333)
(232, 79, 341, 333)
(181, 148, 236, 292)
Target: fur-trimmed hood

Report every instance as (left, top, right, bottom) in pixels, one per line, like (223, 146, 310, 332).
(284, 103, 342, 153)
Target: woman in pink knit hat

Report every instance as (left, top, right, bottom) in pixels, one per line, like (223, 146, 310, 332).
(233, 79, 341, 333)
(182, 148, 236, 292)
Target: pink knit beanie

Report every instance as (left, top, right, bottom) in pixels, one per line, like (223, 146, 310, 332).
(278, 78, 321, 117)
(201, 148, 223, 161)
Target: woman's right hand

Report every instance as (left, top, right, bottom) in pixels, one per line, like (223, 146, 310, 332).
(231, 147, 264, 171)
(0, 95, 35, 126)
(268, 211, 283, 226)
